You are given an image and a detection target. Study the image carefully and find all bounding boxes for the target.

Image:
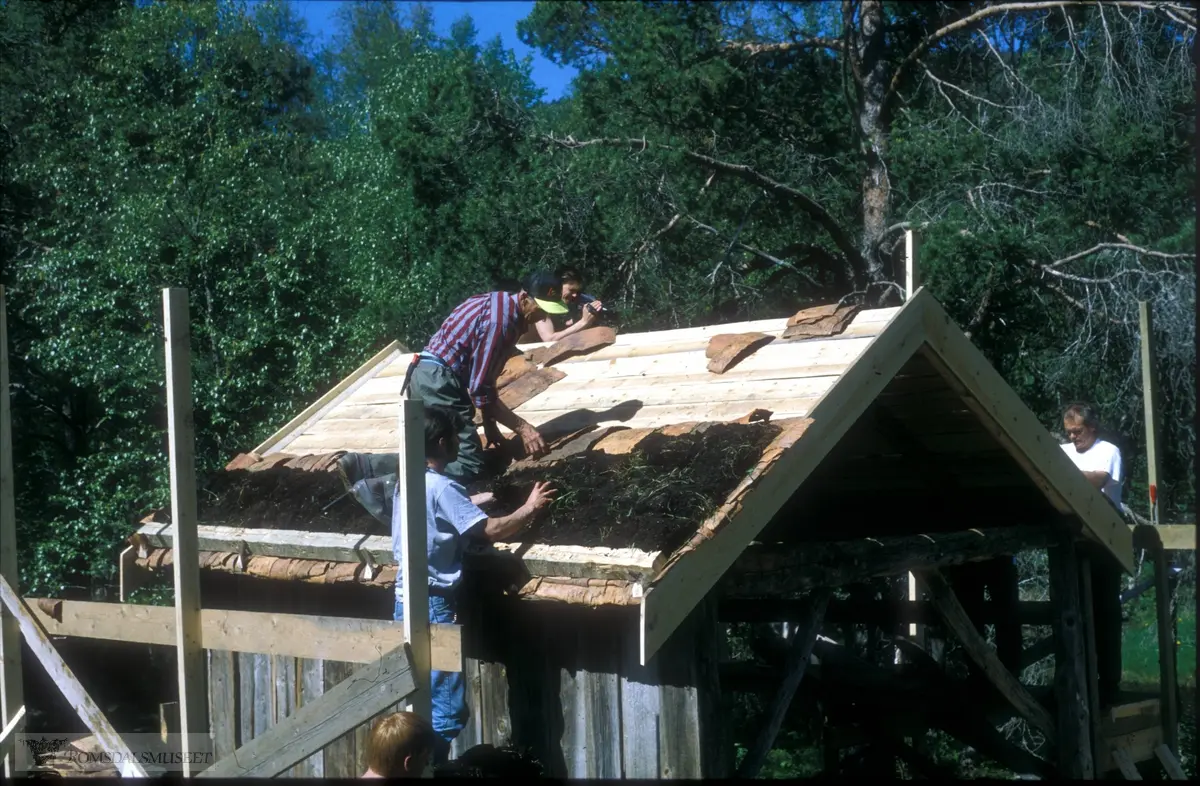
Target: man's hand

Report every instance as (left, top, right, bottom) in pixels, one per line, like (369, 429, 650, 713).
(470, 491, 495, 507)
(517, 421, 547, 458)
(522, 481, 556, 513)
(483, 419, 504, 449)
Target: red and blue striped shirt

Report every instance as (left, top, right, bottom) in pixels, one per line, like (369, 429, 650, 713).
(423, 292, 521, 410)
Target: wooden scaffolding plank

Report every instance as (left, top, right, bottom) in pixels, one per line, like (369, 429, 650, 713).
(161, 288, 209, 775)
(0, 286, 22, 779)
(0, 576, 148, 777)
(198, 644, 417, 778)
(27, 598, 462, 672)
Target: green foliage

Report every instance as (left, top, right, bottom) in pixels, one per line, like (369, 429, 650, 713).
(0, 0, 1193, 654)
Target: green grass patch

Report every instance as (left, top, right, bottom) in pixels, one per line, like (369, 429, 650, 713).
(1120, 570, 1196, 687)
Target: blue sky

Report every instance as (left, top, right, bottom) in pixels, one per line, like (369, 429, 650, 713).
(289, 1, 578, 101)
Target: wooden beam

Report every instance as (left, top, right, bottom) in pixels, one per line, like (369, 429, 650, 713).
(1049, 537, 1094, 779)
(1080, 555, 1105, 779)
(0, 704, 24, 767)
(918, 299, 1134, 572)
(720, 597, 1055, 626)
(738, 590, 830, 778)
(162, 288, 208, 776)
(133, 520, 663, 583)
(1137, 302, 1163, 523)
(0, 576, 148, 777)
(397, 399, 431, 720)
(253, 340, 405, 455)
(1112, 748, 1142, 779)
(197, 644, 417, 778)
(1154, 744, 1187, 781)
(724, 525, 1057, 596)
(640, 289, 934, 664)
(27, 597, 462, 672)
(1131, 524, 1195, 551)
(914, 569, 1056, 741)
(1130, 527, 1179, 756)
(0, 286, 21, 779)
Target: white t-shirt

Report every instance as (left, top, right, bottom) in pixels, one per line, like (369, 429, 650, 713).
(1060, 439, 1123, 507)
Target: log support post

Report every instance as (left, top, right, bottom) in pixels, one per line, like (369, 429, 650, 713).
(738, 589, 830, 778)
(1048, 534, 1094, 779)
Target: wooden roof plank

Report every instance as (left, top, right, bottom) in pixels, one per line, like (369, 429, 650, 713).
(253, 341, 406, 455)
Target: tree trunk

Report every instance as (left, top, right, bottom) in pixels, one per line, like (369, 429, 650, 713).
(853, 0, 890, 289)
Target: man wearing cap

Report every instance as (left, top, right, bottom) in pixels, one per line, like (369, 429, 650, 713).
(399, 279, 567, 484)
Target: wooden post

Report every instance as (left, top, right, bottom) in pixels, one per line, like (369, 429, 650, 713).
(901, 231, 922, 664)
(398, 399, 431, 722)
(0, 287, 22, 779)
(1048, 536, 1094, 779)
(1150, 547, 1178, 755)
(1138, 301, 1162, 524)
(1079, 556, 1104, 778)
(904, 229, 921, 299)
(162, 288, 209, 775)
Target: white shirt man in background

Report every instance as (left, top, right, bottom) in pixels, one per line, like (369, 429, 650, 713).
(1059, 403, 1123, 508)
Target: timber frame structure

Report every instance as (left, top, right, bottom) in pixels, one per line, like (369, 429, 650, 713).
(1, 236, 1192, 780)
(0, 288, 444, 778)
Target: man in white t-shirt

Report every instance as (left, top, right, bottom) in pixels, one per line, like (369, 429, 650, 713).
(1059, 403, 1123, 508)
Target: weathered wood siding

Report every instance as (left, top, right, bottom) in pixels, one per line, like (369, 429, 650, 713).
(200, 571, 725, 779)
(456, 592, 727, 778)
(207, 649, 381, 777)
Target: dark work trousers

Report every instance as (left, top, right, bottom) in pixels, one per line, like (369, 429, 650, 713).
(404, 360, 488, 485)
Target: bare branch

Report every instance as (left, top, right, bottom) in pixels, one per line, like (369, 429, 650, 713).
(543, 135, 866, 276)
(684, 216, 818, 285)
(921, 65, 1023, 110)
(885, 1, 1195, 111)
(723, 37, 844, 55)
(1045, 242, 1194, 268)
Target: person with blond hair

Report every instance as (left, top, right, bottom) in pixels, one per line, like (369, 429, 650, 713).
(362, 712, 438, 778)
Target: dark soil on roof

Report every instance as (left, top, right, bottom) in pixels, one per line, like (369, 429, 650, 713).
(198, 464, 386, 537)
(489, 422, 782, 553)
(195, 422, 780, 552)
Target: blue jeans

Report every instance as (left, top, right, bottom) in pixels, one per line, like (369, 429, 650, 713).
(394, 593, 466, 763)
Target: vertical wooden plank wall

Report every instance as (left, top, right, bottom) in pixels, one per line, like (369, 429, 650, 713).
(201, 590, 721, 779)
(460, 597, 720, 780)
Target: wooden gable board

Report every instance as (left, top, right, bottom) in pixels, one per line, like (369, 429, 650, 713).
(639, 292, 931, 664)
(638, 288, 1136, 664)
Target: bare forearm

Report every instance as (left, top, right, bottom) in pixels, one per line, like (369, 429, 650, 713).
(482, 398, 529, 435)
(481, 504, 536, 541)
(1081, 471, 1109, 489)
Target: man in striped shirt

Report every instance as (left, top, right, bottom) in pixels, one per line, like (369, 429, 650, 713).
(404, 282, 566, 484)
